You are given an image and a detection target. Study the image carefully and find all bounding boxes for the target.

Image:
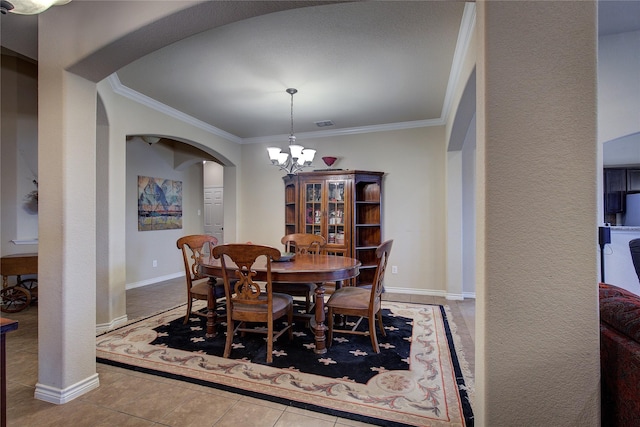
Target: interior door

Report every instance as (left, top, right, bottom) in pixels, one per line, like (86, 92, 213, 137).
(204, 186, 224, 243)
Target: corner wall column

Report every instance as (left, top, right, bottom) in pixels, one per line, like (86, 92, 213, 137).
(36, 20, 99, 402)
(446, 150, 464, 299)
(475, 1, 599, 424)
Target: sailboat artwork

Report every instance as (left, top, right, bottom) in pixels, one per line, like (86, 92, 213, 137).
(138, 176, 183, 231)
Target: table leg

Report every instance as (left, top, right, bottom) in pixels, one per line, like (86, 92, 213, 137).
(205, 280, 216, 338)
(312, 282, 327, 354)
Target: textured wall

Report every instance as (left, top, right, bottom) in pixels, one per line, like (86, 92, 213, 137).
(476, 2, 599, 425)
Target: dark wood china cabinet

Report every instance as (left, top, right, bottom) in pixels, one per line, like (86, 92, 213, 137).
(283, 170, 384, 286)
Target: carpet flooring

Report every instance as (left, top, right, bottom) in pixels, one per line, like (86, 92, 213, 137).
(97, 301, 474, 426)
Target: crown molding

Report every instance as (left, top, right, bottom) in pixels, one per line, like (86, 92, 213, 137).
(441, 2, 476, 125)
(241, 118, 445, 145)
(107, 74, 242, 143)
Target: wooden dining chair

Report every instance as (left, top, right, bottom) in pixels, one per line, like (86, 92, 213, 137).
(272, 233, 326, 317)
(176, 235, 223, 325)
(212, 243, 293, 364)
(327, 239, 393, 353)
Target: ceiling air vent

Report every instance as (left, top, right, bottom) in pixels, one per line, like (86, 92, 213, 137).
(315, 120, 334, 128)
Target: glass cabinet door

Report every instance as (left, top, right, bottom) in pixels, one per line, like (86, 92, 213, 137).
(326, 181, 346, 246)
(304, 182, 323, 235)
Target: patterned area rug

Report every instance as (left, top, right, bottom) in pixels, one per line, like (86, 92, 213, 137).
(97, 301, 474, 426)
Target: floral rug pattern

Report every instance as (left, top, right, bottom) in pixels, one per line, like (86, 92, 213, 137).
(97, 301, 473, 427)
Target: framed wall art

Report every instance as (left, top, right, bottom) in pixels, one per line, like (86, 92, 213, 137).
(138, 176, 182, 231)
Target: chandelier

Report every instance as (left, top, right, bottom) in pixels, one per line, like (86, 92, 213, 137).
(0, 0, 70, 14)
(267, 88, 316, 175)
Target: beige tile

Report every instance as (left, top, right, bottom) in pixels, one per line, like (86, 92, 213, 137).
(5, 384, 156, 427)
(81, 373, 193, 421)
(275, 410, 336, 427)
(382, 292, 411, 303)
(213, 401, 283, 427)
(160, 391, 237, 426)
(409, 294, 439, 305)
(5, 349, 39, 385)
(25, 399, 156, 427)
(6, 382, 52, 425)
(174, 380, 245, 400)
(239, 394, 287, 411)
(283, 406, 337, 422)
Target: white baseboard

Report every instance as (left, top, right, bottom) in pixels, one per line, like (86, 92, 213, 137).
(126, 272, 183, 290)
(35, 373, 100, 404)
(385, 286, 476, 300)
(385, 286, 446, 297)
(96, 314, 128, 334)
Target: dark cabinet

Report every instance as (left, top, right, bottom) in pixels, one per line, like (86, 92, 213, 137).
(283, 170, 384, 286)
(604, 168, 626, 214)
(628, 169, 640, 193)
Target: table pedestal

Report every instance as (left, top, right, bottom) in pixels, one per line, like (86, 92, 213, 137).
(311, 283, 327, 354)
(206, 280, 216, 338)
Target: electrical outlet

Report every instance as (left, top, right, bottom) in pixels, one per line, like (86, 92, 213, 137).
(152, 260, 158, 268)
(392, 265, 398, 274)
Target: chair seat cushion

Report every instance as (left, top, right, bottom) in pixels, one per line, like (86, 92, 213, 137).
(327, 286, 370, 310)
(233, 292, 293, 313)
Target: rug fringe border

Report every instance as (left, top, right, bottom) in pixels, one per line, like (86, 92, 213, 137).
(443, 304, 476, 408)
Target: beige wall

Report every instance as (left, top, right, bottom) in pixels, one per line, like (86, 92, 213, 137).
(0, 53, 39, 258)
(240, 126, 448, 294)
(125, 137, 205, 287)
(94, 78, 242, 331)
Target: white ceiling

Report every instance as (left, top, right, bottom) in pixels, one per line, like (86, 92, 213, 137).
(1, 1, 639, 144)
(115, 1, 467, 142)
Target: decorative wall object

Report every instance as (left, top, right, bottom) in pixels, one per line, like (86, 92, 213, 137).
(138, 176, 182, 231)
(23, 179, 38, 214)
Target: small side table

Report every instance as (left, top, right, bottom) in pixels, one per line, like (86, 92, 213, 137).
(1, 318, 18, 427)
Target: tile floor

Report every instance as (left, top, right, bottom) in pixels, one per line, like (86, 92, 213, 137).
(4, 278, 475, 426)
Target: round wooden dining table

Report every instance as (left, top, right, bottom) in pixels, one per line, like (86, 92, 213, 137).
(198, 253, 361, 354)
